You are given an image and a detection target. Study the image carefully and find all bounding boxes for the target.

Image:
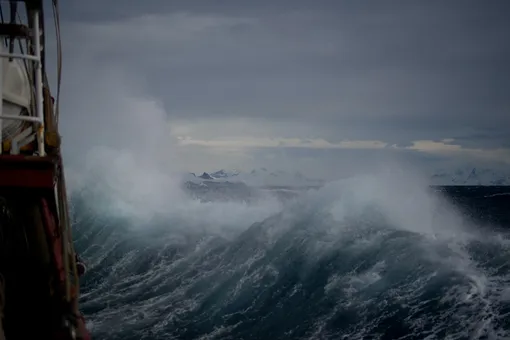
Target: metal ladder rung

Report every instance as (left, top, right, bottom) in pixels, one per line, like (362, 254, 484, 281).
(0, 52, 39, 62)
(0, 115, 42, 123)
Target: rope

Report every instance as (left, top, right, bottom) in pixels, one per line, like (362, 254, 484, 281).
(52, 0, 62, 125)
(50, 2, 81, 318)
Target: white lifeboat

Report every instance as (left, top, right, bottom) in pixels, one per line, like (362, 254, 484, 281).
(1, 43, 33, 143)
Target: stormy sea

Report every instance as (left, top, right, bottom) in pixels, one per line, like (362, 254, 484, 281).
(69, 170, 510, 340)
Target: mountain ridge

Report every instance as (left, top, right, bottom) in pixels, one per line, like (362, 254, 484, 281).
(186, 166, 510, 186)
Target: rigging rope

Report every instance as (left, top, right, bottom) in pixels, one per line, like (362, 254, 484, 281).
(52, 0, 62, 125)
(49, 0, 81, 314)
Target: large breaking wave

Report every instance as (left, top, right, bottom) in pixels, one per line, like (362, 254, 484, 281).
(68, 151, 510, 340)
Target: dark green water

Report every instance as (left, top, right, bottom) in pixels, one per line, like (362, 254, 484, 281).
(73, 185, 510, 340)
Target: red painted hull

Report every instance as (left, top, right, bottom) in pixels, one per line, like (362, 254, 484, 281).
(0, 155, 57, 189)
(0, 155, 91, 339)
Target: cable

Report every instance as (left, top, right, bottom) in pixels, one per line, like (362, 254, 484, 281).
(52, 0, 62, 125)
(51, 0, 80, 312)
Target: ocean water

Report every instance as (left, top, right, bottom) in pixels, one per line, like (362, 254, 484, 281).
(71, 176, 510, 340)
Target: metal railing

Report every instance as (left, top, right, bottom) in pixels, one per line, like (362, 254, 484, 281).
(0, 7, 45, 156)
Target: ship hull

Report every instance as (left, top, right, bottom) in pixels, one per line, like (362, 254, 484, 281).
(0, 155, 90, 339)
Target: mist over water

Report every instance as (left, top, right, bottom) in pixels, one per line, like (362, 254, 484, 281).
(59, 67, 510, 339)
(68, 153, 510, 339)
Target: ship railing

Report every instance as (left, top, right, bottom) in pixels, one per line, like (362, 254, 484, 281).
(0, 1, 45, 156)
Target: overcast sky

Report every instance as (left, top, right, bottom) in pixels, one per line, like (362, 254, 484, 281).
(53, 0, 510, 179)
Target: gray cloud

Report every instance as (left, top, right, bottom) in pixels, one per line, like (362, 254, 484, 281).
(53, 0, 510, 175)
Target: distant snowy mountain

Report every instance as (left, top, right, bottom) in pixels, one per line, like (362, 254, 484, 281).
(210, 169, 240, 179)
(430, 167, 510, 185)
(185, 168, 324, 187)
(186, 166, 510, 187)
(197, 172, 214, 180)
(181, 168, 316, 203)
